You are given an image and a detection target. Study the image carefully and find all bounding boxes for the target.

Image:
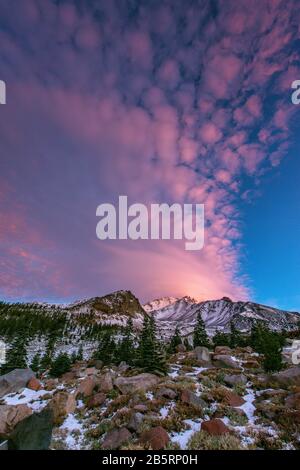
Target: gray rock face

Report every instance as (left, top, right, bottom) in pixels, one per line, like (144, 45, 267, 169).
(114, 373, 159, 394)
(155, 387, 177, 400)
(212, 355, 241, 369)
(0, 369, 35, 398)
(7, 408, 54, 450)
(272, 366, 300, 386)
(181, 389, 207, 410)
(127, 412, 144, 432)
(101, 427, 131, 450)
(223, 374, 247, 387)
(194, 346, 211, 362)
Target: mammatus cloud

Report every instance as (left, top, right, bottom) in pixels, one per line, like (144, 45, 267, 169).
(0, 0, 299, 302)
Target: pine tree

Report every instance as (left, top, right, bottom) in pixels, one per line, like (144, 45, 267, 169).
(213, 329, 231, 347)
(1, 336, 28, 374)
(94, 332, 116, 365)
(77, 345, 83, 361)
(263, 333, 283, 372)
(50, 353, 71, 377)
(137, 315, 167, 375)
(118, 318, 135, 365)
(229, 320, 243, 348)
(168, 326, 182, 354)
(193, 312, 210, 348)
(30, 353, 41, 373)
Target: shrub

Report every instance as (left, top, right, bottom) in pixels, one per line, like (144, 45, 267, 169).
(187, 430, 243, 450)
(50, 353, 71, 377)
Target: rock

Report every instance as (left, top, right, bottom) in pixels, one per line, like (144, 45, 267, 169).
(117, 362, 130, 373)
(222, 390, 245, 407)
(87, 392, 106, 409)
(77, 376, 96, 397)
(61, 371, 77, 384)
(84, 367, 97, 376)
(44, 378, 58, 391)
(201, 418, 230, 436)
(285, 392, 300, 410)
(194, 346, 211, 362)
(7, 408, 53, 450)
(272, 367, 300, 386)
(0, 405, 32, 438)
(243, 360, 260, 369)
(140, 426, 170, 450)
(176, 344, 186, 353)
(235, 347, 253, 354)
(180, 389, 207, 410)
(213, 355, 240, 369)
(101, 427, 131, 450)
(215, 346, 232, 355)
(156, 387, 177, 400)
(27, 377, 42, 391)
(0, 369, 35, 398)
(114, 373, 159, 395)
(223, 374, 247, 387)
(97, 372, 113, 393)
(48, 392, 76, 425)
(94, 360, 103, 370)
(127, 412, 144, 432)
(133, 404, 148, 413)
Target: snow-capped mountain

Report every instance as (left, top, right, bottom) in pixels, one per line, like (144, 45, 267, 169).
(148, 296, 300, 338)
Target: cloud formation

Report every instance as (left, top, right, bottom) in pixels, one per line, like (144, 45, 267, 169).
(0, 0, 299, 302)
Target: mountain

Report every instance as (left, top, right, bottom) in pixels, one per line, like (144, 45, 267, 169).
(148, 296, 300, 338)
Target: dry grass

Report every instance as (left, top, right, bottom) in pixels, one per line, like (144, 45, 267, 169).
(187, 430, 243, 450)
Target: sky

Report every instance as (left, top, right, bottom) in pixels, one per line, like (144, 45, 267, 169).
(0, 0, 299, 309)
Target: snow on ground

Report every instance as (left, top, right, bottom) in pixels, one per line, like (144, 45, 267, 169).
(3, 388, 52, 411)
(58, 413, 85, 450)
(239, 388, 256, 424)
(171, 419, 202, 449)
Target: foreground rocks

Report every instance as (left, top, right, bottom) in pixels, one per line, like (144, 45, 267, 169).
(0, 369, 35, 398)
(0, 404, 32, 437)
(201, 418, 230, 436)
(140, 426, 170, 450)
(114, 373, 159, 394)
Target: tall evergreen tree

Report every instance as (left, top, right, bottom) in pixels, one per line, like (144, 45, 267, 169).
(137, 315, 167, 375)
(213, 329, 231, 347)
(193, 312, 210, 348)
(168, 326, 182, 354)
(229, 320, 243, 348)
(30, 353, 41, 373)
(94, 332, 116, 365)
(118, 318, 135, 365)
(1, 336, 28, 374)
(50, 353, 71, 377)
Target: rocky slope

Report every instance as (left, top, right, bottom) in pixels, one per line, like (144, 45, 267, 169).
(1, 346, 300, 450)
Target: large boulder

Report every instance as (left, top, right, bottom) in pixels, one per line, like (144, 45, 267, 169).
(0, 369, 35, 398)
(221, 390, 245, 407)
(76, 376, 96, 398)
(47, 392, 76, 425)
(114, 373, 159, 395)
(212, 355, 240, 369)
(0, 404, 32, 438)
(140, 426, 170, 450)
(223, 374, 247, 387)
(96, 372, 113, 393)
(27, 377, 42, 391)
(272, 367, 300, 387)
(127, 412, 144, 432)
(87, 392, 106, 409)
(7, 408, 53, 450)
(285, 392, 300, 410)
(194, 347, 211, 362)
(180, 389, 207, 410)
(201, 418, 230, 436)
(214, 346, 232, 355)
(101, 427, 131, 450)
(155, 387, 177, 400)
